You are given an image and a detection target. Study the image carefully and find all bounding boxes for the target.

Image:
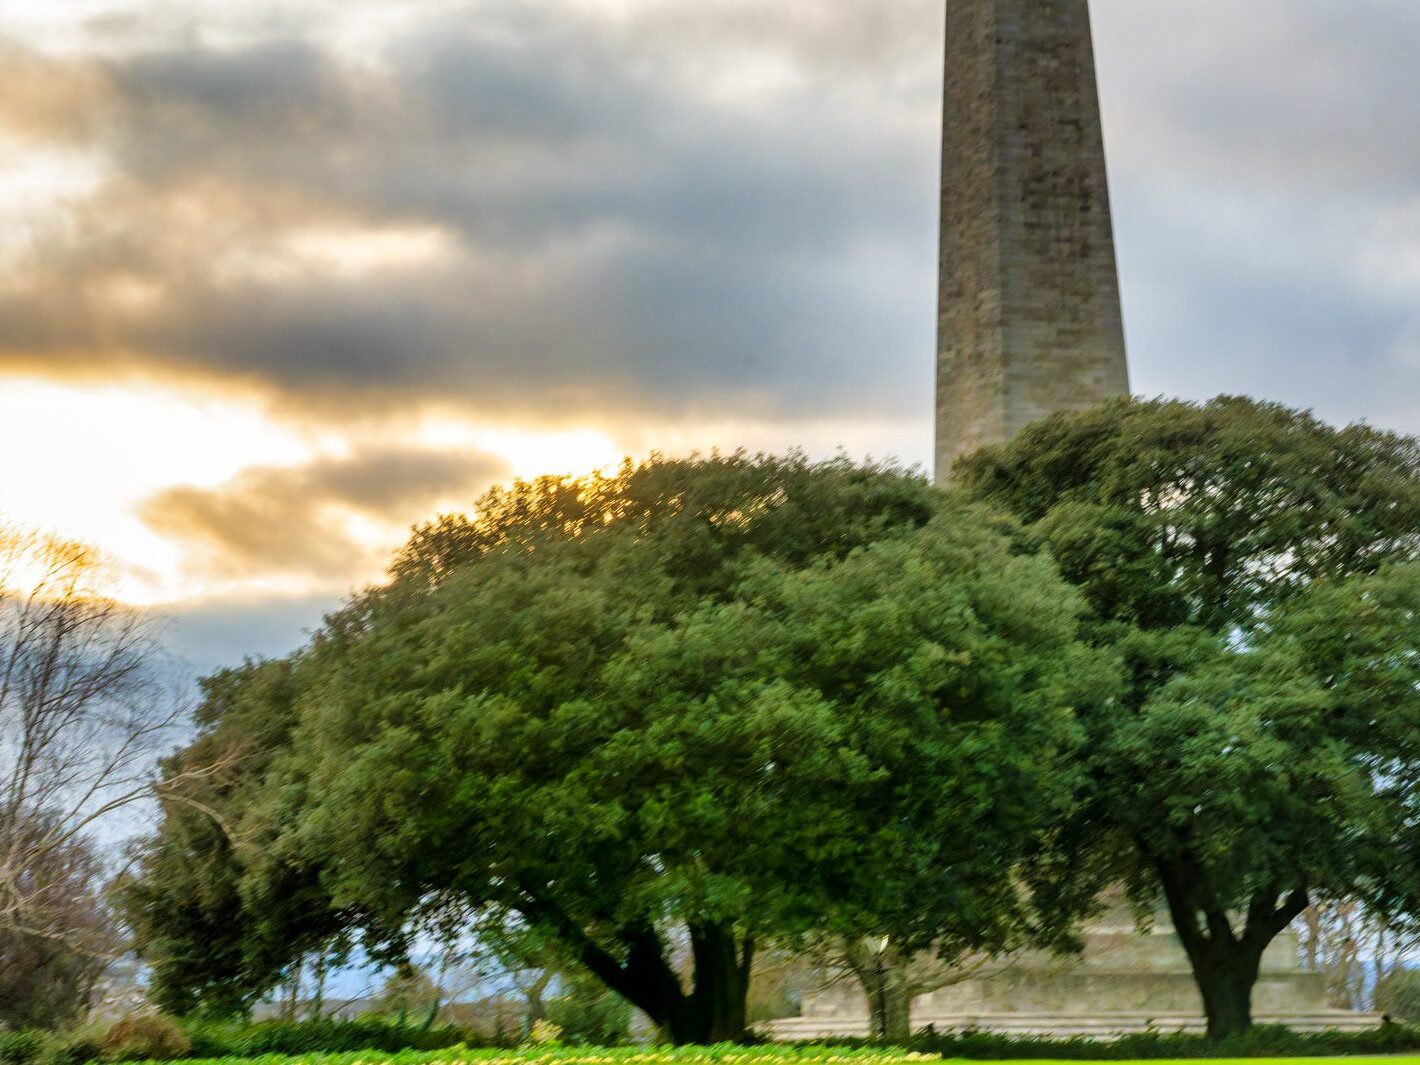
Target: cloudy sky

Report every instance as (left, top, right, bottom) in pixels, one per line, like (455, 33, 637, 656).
(2, 0, 1419, 671)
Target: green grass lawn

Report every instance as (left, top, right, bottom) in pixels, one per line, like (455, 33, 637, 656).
(116, 1051, 930, 1065)
(123, 1051, 934, 1065)
(111, 1052, 1420, 1065)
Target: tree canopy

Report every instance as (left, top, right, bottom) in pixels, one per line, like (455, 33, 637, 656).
(128, 453, 1108, 1040)
(958, 396, 1420, 1038)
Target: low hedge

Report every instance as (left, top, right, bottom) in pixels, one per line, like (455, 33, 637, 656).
(0, 1029, 101, 1065)
(181, 1020, 481, 1059)
(0, 1033, 46, 1065)
(0, 1019, 484, 1065)
(899, 1021, 1420, 1059)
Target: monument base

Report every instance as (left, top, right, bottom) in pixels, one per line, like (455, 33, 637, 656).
(764, 1010, 1383, 1040)
(763, 904, 1381, 1040)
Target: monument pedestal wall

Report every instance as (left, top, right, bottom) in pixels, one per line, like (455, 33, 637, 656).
(764, 910, 1380, 1040)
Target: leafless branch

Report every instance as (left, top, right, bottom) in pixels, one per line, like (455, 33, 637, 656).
(0, 523, 194, 1025)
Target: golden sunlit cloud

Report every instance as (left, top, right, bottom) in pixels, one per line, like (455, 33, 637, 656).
(216, 224, 458, 287)
(414, 419, 624, 481)
(0, 375, 322, 603)
(0, 368, 928, 612)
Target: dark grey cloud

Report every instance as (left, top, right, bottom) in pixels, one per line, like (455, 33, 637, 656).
(1097, 2, 1420, 196)
(139, 444, 508, 580)
(1, 0, 1419, 435)
(1088, 0, 1420, 434)
(0, 0, 940, 422)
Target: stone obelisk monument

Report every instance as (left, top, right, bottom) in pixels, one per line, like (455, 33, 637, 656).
(935, 0, 1130, 480)
(763, 0, 1379, 1038)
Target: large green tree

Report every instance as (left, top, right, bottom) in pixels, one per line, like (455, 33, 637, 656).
(129, 454, 1106, 1041)
(957, 396, 1420, 1038)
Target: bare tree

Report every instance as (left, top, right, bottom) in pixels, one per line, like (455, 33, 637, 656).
(0, 813, 116, 1027)
(1299, 899, 1420, 1012)
(0, 525, 189, 1024)
(1300, 900, 1366, 1010)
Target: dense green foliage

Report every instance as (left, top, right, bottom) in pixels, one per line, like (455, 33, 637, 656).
(0, 1032, 45, 1065)
(0, 1027, 100, 1065)
(121, 657, 351, 1017)
(958, 397, 1420, 1038)
(8, 1020, 1420, 1065)
(127, 454, 1109, 1043)
(125, 404, 1420, 1045)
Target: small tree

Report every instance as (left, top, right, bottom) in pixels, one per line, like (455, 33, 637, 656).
(1299, 899, 1369, 1010)
(829, 936, 994, 1042)
(469, 916, 566, 1036)
(374, 965, 443, 1024)
(959, 396, 1420, 1038)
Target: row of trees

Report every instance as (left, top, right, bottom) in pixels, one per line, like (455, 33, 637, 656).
(121, 397, 1420, 1041)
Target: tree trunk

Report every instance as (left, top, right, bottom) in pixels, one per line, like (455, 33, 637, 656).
(882, 978, 912, 1043)
(1191, 949, 1262, 1039)
(864, 974, 889, 1041)
(843, 938, 913, 1042)
(664, 923, 753, 1043)
(844, 938, 888, 1039)
(524, 969, 554, 1033)
(310, 955, 326, 1021)
(1154, 857, 1309, 1041)
(521, 891, 753, 1045)
(282, 957, 302, 1021)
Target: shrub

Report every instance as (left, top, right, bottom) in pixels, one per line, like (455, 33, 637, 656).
(0, 1032, 46, 1065)
(544, 975, 633, 1046)
(0, 1028, 105, 1065)
(99, 1016, 190, 1063)
(34, 1031, 103, 1065)
(180, 1018, 476, 1058)
(0, 1028, 103, 1065)
(1378, 968, 1420, 1023)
